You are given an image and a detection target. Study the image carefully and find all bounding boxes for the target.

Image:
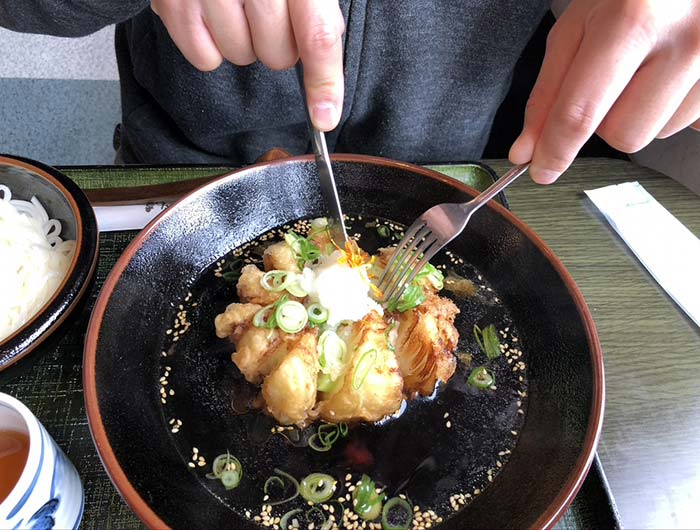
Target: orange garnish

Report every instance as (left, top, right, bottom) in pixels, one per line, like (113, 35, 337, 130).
(336, 239, 371, 269)
(369, 283, 384, 299)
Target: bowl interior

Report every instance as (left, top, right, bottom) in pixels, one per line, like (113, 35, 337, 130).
(0, 156, 97, 374)
(86, 156, 602, 530)
(0, 163, 77, 240)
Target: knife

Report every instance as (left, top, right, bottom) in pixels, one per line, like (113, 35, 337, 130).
(295, 62, 349, 245)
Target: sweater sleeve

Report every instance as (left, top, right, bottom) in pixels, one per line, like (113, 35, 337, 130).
(0, 0, 149, 37)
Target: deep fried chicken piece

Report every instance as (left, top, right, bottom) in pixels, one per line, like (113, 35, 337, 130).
(394, 293, 459, 396)
(319, 311, 403, 422)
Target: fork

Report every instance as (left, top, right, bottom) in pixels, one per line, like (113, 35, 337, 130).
(377, 162, 530, 304)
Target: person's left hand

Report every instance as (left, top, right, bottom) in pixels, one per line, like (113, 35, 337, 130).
(509, 0, 700, 184)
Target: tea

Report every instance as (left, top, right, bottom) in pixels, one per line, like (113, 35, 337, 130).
(0, 430, 30, 503)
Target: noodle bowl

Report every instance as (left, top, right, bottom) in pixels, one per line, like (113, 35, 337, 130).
(0, 184, 76, 342)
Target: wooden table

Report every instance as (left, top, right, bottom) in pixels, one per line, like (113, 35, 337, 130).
(486, 158, 700, 529)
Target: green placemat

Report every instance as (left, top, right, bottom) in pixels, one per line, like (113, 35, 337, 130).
(57, 163, 498, 194)
(4, 163, 618, 530)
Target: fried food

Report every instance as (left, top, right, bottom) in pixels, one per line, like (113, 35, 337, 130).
(214, 301, 285, 383)
(262, 331, 319, 425)
(263, 241, 298, 272)
(236, 265, 284, 305)
(215, 222, 461, 425)
(318, 311, 404, 423)
(394, 293, 459, 396)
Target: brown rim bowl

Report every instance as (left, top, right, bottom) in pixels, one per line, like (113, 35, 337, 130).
(84, 154, 603, 529)
(0, 155, 99, 381)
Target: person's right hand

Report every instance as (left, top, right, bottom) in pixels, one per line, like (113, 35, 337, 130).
(150, 0, 345, 131)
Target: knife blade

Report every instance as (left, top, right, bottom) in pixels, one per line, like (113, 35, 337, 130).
(295, 62, 349, 245)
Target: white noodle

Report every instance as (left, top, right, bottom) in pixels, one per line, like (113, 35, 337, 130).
(0, 185, 76, 342)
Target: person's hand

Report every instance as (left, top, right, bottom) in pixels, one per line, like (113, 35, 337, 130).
(509, 0, 700, 184)
(150, 0, 345, 131)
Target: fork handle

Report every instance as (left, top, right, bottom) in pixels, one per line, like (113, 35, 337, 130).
(464, 162, 530, 210)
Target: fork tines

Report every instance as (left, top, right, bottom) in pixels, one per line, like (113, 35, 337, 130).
(377, 220, 440, 304)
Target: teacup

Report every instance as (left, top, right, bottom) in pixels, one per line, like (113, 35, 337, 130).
(0, 392, 83, 529)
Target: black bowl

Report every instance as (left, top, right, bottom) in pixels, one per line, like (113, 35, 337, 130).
(84, 154, 603, 529)
(0, 155, 99, 379)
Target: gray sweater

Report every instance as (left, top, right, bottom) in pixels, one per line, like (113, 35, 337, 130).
(1, 1, 550, 164)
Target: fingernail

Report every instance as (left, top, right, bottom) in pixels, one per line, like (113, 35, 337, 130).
(311, 102, 339, 131)
(530, 167, 560, 185)
(509, 133, 534, 164)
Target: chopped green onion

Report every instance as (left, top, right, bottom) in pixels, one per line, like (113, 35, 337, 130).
(221, 270, 240, 282)
(307, 303, 329, 325)
(268, 468, 300, 506)
(253, 303, 278, 329)
(280, 509, 303, 530)
(474, 324, 502, 360)
(353, 349, 377, 390)
(285, 231, 321, 270)
(220, 469, 241, 490)
(381, 497, 413, 530)
(264, 476, 284, 495)
(377, 225, 390, 238)
(385, 322, 397, 352)
(308, 433, 333, 452)
(210, 452, 241, 478)
(388, 283, 426, 313)
(261, 270, 295, 292)
(307, 423, 349, 452)
(221, 258, 243, 283)
(275, 300, 308, 333)
(467, 366, 495, 389)
(286, 280, 308, 297)
(299, 473, 337, 503)
(317, 424, 340, 446)
(352, 474, 386, 521)
(318, 330, 346, 379)
(317, 372, 342, 393)
(206, 452, 243, 490)
(415, 263, 444, 290)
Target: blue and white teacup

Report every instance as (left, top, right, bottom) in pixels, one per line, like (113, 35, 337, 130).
(0, 392, 83, 530)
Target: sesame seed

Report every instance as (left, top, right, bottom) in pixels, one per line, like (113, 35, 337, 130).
(188, 462, 195, 468)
